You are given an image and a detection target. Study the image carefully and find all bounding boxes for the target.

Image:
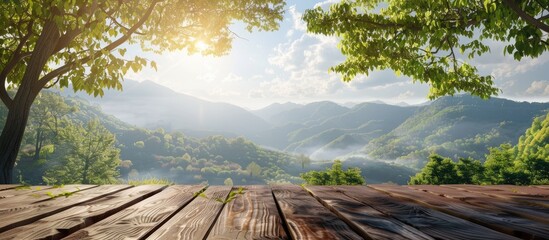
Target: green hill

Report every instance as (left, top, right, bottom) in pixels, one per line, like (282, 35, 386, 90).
(365, 95, 549, 168)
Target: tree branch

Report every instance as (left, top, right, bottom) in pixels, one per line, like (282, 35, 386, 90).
(502, 0, 549, 33)
(37, 0, 160, 89)
(0, 21, 34, 109)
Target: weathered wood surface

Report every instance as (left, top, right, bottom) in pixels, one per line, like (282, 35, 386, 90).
(0, 184, 95, 210)
(148, 186, 231, 240)
(305, 186, 433, 240)
(0, 185, 129, 233)
(64, 185, 204, 240)
(0, 184, 546, 240)
(0, 184, 19, 191)
(0, 185, 52, 199)
(337, 185, 520, 240)
(371, 184, 549, 239)
(207, 185, 288, 240)
(0, 185, 163, 240)
(273, 185, 364, 240)
(410, 185, 549, 224)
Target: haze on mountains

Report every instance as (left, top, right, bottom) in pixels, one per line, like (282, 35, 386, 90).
(64, 79, 549, 169)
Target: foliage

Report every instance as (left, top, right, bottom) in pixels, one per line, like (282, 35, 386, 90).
(409, 154, 461, 185)
(224, 178, 234, 186)
(301, 160, 365, 185)
(197, 187, 245, 204)
(483, 143, 517, 184)
(246, 162, 262, 177)
(13, 92, 75, 183)
(303, 0, 549, 99)
(366, 95, 548, 167)
(43, 119, 121, 185)
(410, 113, 549, 185)
(455, 157, 484, 184)
(516, 112, 549, 161)
(0, 0, 285, 184)
(0, 0, 285, 96)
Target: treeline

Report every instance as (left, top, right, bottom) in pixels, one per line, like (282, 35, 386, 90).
(410, 112, 549, 185)
(11, 92, 306, 185)
(15, 92, 123, 185)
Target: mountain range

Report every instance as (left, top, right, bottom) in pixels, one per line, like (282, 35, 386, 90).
(63, 80, 549, 168)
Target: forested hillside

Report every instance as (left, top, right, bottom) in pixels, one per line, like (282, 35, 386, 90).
(364, 95, 549, 168)
(410, 112, 549, 185)
(68, 80, 549, 168)
(7, 92, 303, 185)
(6, 92, 416, 185)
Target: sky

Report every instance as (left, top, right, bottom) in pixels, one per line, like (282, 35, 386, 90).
(124, 0, 549, 110)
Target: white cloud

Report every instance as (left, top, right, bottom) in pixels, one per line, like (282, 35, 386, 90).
(526, 80, 549, 95)
(288, 5, 306, 32)
(222, 73, 243, 83)
(314, 0, 340, 8)
(398, 90, 415, 99)
(349, 70, 411, 90)
(488, 54, 549, 79)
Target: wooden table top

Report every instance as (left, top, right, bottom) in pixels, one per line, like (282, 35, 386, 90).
(0, 184, 547, 239)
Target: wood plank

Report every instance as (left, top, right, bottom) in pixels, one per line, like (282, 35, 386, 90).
(0, 186, 53, 199)
(445, 184, 549, 197)
(64, 185, 205, 240)
(0, 184, 96, 209)
(305, 186, 433, 240)
(148, 186, 232, 240)
(0, 184, 21, 191)
(442, 185, 549, 207)
(371, 184, 549, 239)
(272, 185, 363, 240)
(206, 186, 289, 240)
(483, 185, 549, 197)
(0, 185, 163, 240)
(336, 185, 518, 240)
(532, 185, 549, 190)
(411, 185, 549, 224)
(0, 185, 130, 233)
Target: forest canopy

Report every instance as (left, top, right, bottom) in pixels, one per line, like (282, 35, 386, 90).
(303, 0, 549, 99)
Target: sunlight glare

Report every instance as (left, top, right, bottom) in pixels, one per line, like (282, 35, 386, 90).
(196, 41, 209, 52)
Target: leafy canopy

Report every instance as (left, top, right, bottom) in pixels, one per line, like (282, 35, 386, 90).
(303, 0, 549, 99)
(410, 113, 549, 185)
(0, 0, 285, 99)
(301, 160, 365, 185)
(43, 119, 121, 185)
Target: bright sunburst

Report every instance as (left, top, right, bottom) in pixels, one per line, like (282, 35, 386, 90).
(196, 41, 209, 52)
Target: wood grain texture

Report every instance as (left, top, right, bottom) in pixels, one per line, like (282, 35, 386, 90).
(0, 185, 163, 240)
(410, 185, 549, 224)
(0, 185, 20, 191)
(442, 184, 549, 207)
(0, 184, 95, 210)
(441, 184, 549, 200)
(0, 185, 52, 199)
(336, 186, 519, 240)
(148, 186, 232, 240)
(371, 184, 549, 240)
(64, 185, 205, 240)
(0, 185, 129, 233)
(272, 185, 363, 240)
(305, 186, 433, 240)
(207, 185, 288, 240)
(478, 185, 549, 197)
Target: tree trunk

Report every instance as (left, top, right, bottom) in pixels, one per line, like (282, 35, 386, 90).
(0, 98, 33, 183)
(0, 19, 60, 184)
(33, 129, 43, 162)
